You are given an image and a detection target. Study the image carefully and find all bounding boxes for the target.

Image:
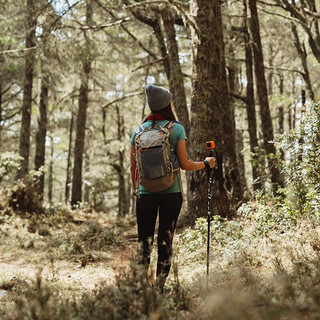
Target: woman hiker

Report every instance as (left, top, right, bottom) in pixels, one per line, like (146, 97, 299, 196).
(130, 84, 215, 291)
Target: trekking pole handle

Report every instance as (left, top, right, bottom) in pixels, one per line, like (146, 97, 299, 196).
(206, 141, 215, 157)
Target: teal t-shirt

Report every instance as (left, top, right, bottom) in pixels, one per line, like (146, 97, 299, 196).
(131, 120, 187, 194)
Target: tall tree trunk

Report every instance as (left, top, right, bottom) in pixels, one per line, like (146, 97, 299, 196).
(65, 109, 74, 204)
(34, 72, 48, 200)
(243, 0, 262, 191)
(71, 63, 91, 207)
(293, 104, 297, 129)
(227, 43, 239, 94)
(248, 0, 284, 188)
(235, 129, 249, 199)
(124, 3, 172, 84)
(160, 5, 190, 136)
(278, 106, 284, 136)
(71, 3, 92, 208)
(297, 89, 306, 162)
(34, 14, 53, 200)
(124, 2, 178, 115)
(279, 73, 284, 95)
(115, 105, 129, 217)
(267, 43, 274, 95)
(188, 0, 234, 221)
(220, 51, 244, 205)
(152, 16, 172, 84)
(0, 44, 3, 147)
(83, 150, 90, 204)
(17, 0, 37, 179)
(291, 23, 315, 100)
(0, 82, 2, 146)
(48, 136, 54, 205)
(227, 44, 249, 197)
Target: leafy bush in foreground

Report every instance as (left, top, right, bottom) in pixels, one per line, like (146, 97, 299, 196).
(0, 264, 191, 320)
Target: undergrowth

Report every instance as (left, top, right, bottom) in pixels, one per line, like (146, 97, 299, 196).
(1, 101, 320, 318)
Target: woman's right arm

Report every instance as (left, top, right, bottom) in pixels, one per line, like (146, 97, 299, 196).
(176, 139, 215, 171)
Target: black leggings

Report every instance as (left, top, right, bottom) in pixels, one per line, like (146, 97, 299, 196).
(136, 193, 183, 281)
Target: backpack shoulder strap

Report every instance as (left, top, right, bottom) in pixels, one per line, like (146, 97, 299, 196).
(163, 120, 176, 130)
(135, 125, 144, 134)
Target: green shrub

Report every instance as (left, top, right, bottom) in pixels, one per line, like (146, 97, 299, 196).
(280, 100, 320, 214)
(0, 153, 23, 183)
(238, 200, 298, 236)
(182, 215, 244, 252)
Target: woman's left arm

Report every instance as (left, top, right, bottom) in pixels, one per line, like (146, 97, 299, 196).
(130, 145, 137, 189)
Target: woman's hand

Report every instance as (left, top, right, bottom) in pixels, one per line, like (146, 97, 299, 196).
(177, 139, 216, 171)
(205, 157, 216, 168)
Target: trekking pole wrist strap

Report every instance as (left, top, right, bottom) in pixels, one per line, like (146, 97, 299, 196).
(203, 160, 210, 170)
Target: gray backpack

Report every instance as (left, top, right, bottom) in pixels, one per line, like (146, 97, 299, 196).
(134, 121, 180, 193)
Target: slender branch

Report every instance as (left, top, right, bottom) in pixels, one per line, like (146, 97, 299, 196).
(1, 83, 15, 95)
(59, 0, 83, 18)
(0, 46, 37, 55)
(61, 17, 131, 31)
(131, 56, 168, 72)
(257, 5, 301, 24)
(102, 91, 144, 109)
(2, 108, 22, 121)
(2, 89, 23, 104)
(257, 0, 280, 7)
(265, 64, 305, 75)
(123, 0, 168, 9)
(1, 120, 21, 129)
(280, 0, 307, 24)
(303, 7, 320, 18)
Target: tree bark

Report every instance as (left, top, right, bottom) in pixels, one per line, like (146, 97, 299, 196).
(160, 5, 190, 136)
(71, 63, 91, 207)
(83, 150, 90, 203)
(34, 72, 48, 200)
(220, 55, 244, 205)
(48, 136, 54, 205)
(291, 23, 315, 100)
(34, 11, 54, 200)
(188, 0, 237, 221)
(248, 0, 285, 188)
(152, 16, 172, 84)
(243, 0, 262, 191)
(267, 43, 274, 95)
(227, 44, 247, 196)
(17, 0, 37, 179)
(0, 82, 2, 146)
(235, 129, 249, 199)
(65, 110, 74, 204)
(115, 105, 129, 217)
(71, 2, 92, 207)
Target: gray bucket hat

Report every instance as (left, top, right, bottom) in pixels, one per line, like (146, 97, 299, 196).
(145, 85, 173, 112)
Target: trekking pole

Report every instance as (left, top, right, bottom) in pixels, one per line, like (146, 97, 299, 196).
(205, 141, 215, 290)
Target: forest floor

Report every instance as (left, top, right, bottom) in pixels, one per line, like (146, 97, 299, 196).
(0, 209, 140, 301)
(2, 202, 320, 318)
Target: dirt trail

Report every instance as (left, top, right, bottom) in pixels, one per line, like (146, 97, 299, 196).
(0, 235, 138, 293)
